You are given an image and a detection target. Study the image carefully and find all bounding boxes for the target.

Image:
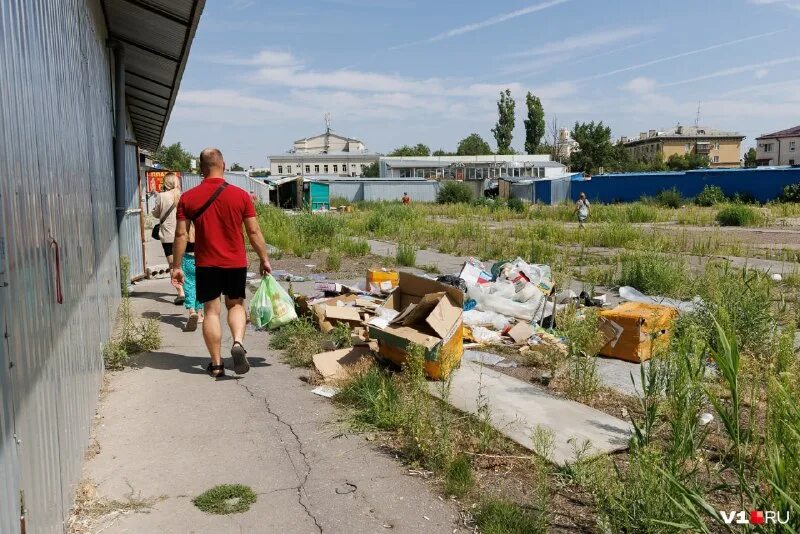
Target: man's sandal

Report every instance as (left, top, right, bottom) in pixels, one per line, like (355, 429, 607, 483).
(206, 362, 225, 378)
(231, 342, 250, 375)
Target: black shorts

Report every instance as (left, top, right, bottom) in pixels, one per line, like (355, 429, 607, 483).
(162, 242, 173, 257)
(196, 267, 247, 303)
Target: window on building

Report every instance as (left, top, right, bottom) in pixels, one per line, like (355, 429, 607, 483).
(324, 165, 329, 173)
(712, 156, 720, 163)
(333, 164, 338, 172)
(764, 143, 774, 153)
(305, 165, 311, 173)
(790, 141, 796, 151)
(714, 142, 720, 150)
(790, 159, 795, 165)
(314, 164, 320, 172)
(360, 164, 365, 170)
(278, 165, 283, 174)
(287, 165, 292, 174)
(685, 143, 690, 153)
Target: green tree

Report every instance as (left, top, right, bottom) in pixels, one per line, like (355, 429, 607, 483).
(361, 161, 380, 177)
(665, 153, 710, 171)
(569, 121, 615, 174)
(432, 149, 454, 156)
(456, 133, 493, 156)
(230, 162, 245, 171)
(523, 92, 545, 154)
(152, 142, 195, 171)
(744, 147, 757, 168)
(251, 170, 271, 177)
(389, 143, 430, 157)
(491, 89, 515, 154)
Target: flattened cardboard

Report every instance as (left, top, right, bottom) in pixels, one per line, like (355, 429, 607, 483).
(324, 305, 362, 322)
(312, 346, 374, 381)
(507, 322, 536, 344)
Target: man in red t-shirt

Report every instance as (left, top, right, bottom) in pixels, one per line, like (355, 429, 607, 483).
(171, 147, 272, 378)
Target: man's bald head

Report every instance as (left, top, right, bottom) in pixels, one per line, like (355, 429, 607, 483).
(200, 147, 225, 177)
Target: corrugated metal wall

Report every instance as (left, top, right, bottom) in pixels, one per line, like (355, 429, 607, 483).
(324, 180, 440, 203)
(0, 0, 119, 532)
(181, 172, 272, 203)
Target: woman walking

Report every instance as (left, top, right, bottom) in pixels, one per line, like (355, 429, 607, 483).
(152, 173, 185, 305)
(182, 221, 204, 332)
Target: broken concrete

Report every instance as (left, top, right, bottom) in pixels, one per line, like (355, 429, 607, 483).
(431, 360, 632, 465)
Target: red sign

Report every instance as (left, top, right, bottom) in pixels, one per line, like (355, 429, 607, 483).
(146, 171, 181, 193)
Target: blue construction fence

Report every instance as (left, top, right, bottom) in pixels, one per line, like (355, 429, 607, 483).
(564, 167, 800, 204)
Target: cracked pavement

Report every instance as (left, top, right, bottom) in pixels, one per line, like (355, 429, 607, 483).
(81, 275, 463, 533)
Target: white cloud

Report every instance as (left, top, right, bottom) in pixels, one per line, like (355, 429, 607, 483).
(511, 26, 653, 58)
(754, 68, 770, 79)
(390, 0, 569, 50)
(204, 50, 298, 67)
(623, 77, 656, 94)
(580, 30, 785, 81)
(748, 0, 800, 10)
(661, 55, 800, 87)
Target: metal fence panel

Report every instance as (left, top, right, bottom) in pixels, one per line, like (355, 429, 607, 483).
(180, 173, 271, 203)
(120, 143, 145, 278)
(0, 1, 118, 532)
(363, 181, 439, 202)
(549, 176, 572, 205)
(327, 182, 364, 202)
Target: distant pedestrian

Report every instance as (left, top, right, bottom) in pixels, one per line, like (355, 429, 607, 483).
(402, 192, 411, 205)
(181, 221, 204, 332)
(575, 192, 590, 229)
(171, 148, 272, 378)
(152, 172, 185, 305)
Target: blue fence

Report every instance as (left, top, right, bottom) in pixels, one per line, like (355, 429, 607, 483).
(568, 167, 800, 204)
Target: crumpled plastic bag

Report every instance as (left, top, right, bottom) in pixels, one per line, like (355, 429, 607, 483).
(250, 277, 274, 329)
(263, 275, 298, 329)
(468, 283, 553, 322)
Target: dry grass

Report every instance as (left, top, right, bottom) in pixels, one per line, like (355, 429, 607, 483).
(68, 480, 164, 534)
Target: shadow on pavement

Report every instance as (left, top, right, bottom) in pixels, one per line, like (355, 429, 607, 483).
(131, 290, 179, 305)
(132, 351, 271, 375)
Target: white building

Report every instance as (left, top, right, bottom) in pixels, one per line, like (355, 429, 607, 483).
(379, 154, 566, 180)
(268, 126, 379, 177)
(556, 128, 579, 161)
(756, 125, 800, 166)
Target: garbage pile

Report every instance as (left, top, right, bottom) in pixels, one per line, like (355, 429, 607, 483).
(254, 257, 691, 385)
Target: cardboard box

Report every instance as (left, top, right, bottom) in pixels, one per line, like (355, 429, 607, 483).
(599, 302, 678, 363)
(311, 294, 360, 333)
(367, 269, 400, 293)
(368, 272, 464, 380)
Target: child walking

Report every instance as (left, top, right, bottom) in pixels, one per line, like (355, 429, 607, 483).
(182, 221, 204, 331)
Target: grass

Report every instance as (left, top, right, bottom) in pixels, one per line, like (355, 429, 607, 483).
(716, 204, 764, 226)
(269, 317, 326, 367)
(193, 484, 257, 515)
(475, 499, 546, 534)
(614, 250, 690, 297)
(325, 250, 342, 272)
(103, 298, 162, 370)
(396, 242, 417, 267)
(444, 455, 474, 497)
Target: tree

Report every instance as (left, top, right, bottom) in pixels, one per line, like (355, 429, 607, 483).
(491, 89, 515, 154)
(251, 170, 271, 177)
(456, 133, 492, 156)
(389, 143, 430, 157)
(432, 149, 454, 156)
(524, 92, 545, 154)
(569, 121, 615, 174)
(744, 147, 758, 168)
(437, 181, 473, 204)
(361, 161, 380, 177)
(230, 162, 245, 171)
(152, 142, 195, 171)
(665, 153, 710, 171)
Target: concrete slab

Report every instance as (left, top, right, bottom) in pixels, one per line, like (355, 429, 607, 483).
(595, 358, 646, 397)
(432, 361, 632, 465)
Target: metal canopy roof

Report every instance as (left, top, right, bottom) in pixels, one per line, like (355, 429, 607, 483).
(101, 0, 205, 150)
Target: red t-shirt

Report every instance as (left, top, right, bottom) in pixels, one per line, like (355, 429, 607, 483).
(176, 178, 256, 268)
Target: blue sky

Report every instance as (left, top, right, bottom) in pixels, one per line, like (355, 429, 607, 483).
(165, 0, 800, 167)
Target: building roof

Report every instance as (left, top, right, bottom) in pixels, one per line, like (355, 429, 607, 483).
(269, 152, 379, 161)
(380, 154, 554, 164)
(624, 125, 745, 146)
(756, 125, 800, 140)
(294, 131, 362, 144)
(102, 0, 205, 151)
